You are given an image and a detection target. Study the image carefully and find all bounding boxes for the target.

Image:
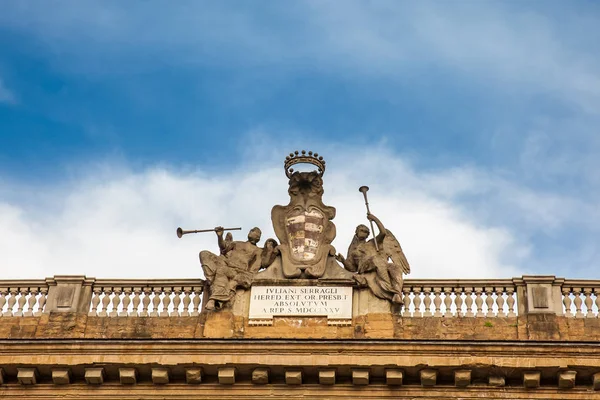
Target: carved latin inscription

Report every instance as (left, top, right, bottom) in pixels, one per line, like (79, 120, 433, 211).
(249, 286, 352, 320)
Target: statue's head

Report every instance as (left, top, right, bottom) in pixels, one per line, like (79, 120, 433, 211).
(264, 238, 278, 249)
(355, 224, 370, 240)
(248, 227, 262, 244)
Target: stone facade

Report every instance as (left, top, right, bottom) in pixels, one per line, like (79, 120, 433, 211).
(1, 275, 600, 398)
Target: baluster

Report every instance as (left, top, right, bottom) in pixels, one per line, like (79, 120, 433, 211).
(443, 288, 453, 317)
(161, 288, 172, 317)
(120, 288, 132, 317)
(454, 287, 464, 317)
(130, 288, 142, 317)
(401, 287, 412, 317)
(36, 287, 47, 316)
(595, 288, 600, 318)
(464, 287, 474, 317)
(506, 287, 516, 317)
(561, 287, 572, 317)
(474, 287, 484, 317)
(432, 287, 442, 317)
(13, 288, 27, 317)
(151, 287, 162, 317)
(6, 289, 18, 317)
(413, 287, 423, 317)
(171, 287, 182, 317)
(584, 288, 594, 318)
(0, 287, 7, 317)
(109, 288, 121, 317)
(25, 288, 38, 317)
(495, 287, 506, 317)
(141, 287, 152, 317)
(423, 288, 432, 317)
(99, 288, 111, 317)
(573, 287, 584, 318)
(191, 286, 201, 316)
(89, 287, 102, 316)
(485, 287, 494, 317)
(181, 287, 192, 317)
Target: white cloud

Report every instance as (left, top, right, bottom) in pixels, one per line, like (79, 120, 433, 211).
(0, 147, 531, 280)
(0, 78, 16, 104)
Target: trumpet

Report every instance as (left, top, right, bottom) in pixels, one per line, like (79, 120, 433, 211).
(176, 227, 242, 238)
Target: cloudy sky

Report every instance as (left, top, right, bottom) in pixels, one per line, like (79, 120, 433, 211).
(0, 1, 598, 280)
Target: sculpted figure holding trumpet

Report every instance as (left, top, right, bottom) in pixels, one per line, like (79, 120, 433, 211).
(336, 210, 410, 304)
(176, 151, 410, 310)
(177, 226, 278, 310)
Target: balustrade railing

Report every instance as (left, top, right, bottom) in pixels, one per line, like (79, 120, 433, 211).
(401, 279, 518, 317)
(561, 280, 600, 318)
(0, 280, 49, 317)
(3, 276, 600, 319)
(88, 279, 206, 317)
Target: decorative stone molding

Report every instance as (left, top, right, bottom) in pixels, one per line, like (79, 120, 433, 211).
(420, 369, 437, 387)
(488, 376, 505, 387)
(151, 368, 169, 385)
(51, 369, 71, 385)
(252, 368, 269, 385)
(352, 369, 369, 385)
(119, 368, 137, 385)
(523, 371, 541, 388)
(285, 370, 302, 385)
(454, 370, 471, 387)
(185, 368, 203, 384)
(16, 368, 38, 385)
(84, 368, 104, 385)
(593, 372, 600, 391)
(218, 367, 235, 385)
(558, 371, 577, 389)
(319, 369, 336, 385)
(386, 369, 403, 385)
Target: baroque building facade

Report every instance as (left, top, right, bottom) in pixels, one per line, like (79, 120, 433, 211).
(1, 152, 599, 399)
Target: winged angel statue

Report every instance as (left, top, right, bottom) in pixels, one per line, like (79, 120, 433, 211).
(336, 213, 410, 303)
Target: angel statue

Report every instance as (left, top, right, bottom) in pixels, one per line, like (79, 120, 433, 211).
(336, 213, 410, 303)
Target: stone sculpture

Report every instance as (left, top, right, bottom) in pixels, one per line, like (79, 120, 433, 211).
(199, 227, 277, 310)
(183, 150, 410, 311)
(336, 213, 410, 303)
(268, 151, 353, 280)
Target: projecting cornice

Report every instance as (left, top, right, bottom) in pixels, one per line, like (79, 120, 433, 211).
(0, 339, 599, 398)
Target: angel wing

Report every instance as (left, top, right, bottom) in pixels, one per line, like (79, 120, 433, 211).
(382, 229, 410, 275)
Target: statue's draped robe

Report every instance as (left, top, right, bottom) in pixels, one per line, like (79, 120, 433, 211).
(200, 241, 261, 302)
(347, 237, 404, 302)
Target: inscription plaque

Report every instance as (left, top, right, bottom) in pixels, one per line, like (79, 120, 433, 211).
(249, 286, 352, 320)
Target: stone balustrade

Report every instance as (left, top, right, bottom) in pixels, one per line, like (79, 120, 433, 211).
(561, 279, 600, 318)
(1, 275, 599, 318)
(88, 279, 206, 317)
(0, 280, 48, 317)
(401, 279, 518, 317)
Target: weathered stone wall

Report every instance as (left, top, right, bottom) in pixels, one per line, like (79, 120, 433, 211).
(2, 312, 600, 341)
(2, 275, 599, 398)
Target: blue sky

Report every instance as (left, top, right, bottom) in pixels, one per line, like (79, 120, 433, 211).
(0, 1, 599, 279)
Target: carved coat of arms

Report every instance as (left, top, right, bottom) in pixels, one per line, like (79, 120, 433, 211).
(271, 152, 338, 278)
(181, 149, 411, 311)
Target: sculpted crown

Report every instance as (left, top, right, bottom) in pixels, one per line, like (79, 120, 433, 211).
(284, 150, 326, 179)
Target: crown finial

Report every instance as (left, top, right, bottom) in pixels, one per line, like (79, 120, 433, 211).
(284, 150, 326, 179)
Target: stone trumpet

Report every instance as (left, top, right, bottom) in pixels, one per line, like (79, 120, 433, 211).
(359, 185, 379, 251)
(176, 227, 242, 238)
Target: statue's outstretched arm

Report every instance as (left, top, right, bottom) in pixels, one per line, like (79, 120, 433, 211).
(335, 253, 357, 272)
(367, 213, 386, 244)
